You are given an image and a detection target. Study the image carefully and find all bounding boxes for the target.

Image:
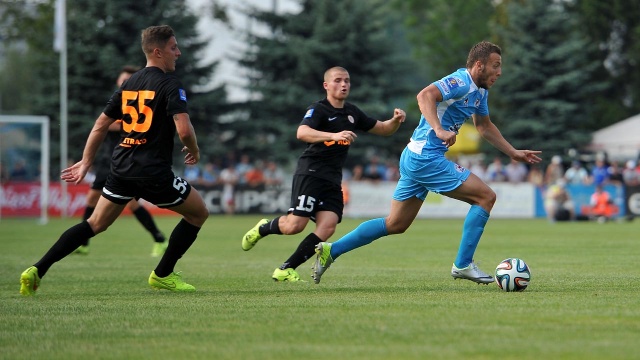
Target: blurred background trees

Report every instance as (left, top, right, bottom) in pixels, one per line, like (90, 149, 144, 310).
(1, 0, 640, 175)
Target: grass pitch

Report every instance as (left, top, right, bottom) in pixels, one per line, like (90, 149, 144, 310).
(1, 215, 638, 359)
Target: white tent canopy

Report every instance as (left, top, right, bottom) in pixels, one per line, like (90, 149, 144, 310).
(589, 113, 640, 161)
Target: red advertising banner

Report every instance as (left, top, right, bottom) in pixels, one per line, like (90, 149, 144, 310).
(0, 182, 174, 217)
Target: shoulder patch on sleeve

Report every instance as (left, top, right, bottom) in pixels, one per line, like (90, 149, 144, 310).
(437, 80, 451, 95)
(179, 89, 187, 101)
(304, 108, 314, 119)
(446, 77, 465, 89)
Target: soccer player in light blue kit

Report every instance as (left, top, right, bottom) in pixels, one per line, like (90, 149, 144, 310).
(312, 41, 542, 284)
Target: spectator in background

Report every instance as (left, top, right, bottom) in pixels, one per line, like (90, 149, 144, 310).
(363, 156, 387, 181)
(588, 184, 617, 222)
(564, 160, 590, 185)
(219, 163, 239, 215)
(235, 154, 253, 185)
(607, 161, 624, 185)
(245, 159, 265, 187)
(527, 164, 544, 188)
(263, 160, 285, 188)
(622, 160, 640, 186)
(486, 156, 507, 182)
(183, 164, 201, 185)
(505, 158, 528, 183)
(544, 155, 564, 185)
(385, 160, 400, 182)
(200, 161, 219, 186)
(544, 180, 574, 222)
(351, 164, 364, 181)
(469, 158, 488, 182)
(590, 158, 609, 186)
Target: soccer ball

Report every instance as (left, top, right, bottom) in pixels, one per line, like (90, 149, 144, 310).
(495, 258, 531, 292)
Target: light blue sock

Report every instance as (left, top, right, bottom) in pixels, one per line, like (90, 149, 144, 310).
(454, 205, 490, 268)
(330, 218, 388, 260)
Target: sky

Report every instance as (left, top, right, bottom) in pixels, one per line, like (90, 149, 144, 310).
(187, 0, 301, 101)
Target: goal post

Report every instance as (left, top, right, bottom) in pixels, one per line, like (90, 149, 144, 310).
(0, 115, 50, 224)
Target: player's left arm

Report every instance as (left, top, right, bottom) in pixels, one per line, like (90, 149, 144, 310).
(472, 113, 542, 164)
(174, 112, 200, 165)
(61, 112, 114, 184)
(368, 108, 406, 136)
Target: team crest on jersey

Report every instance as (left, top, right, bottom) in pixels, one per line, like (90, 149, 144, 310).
(348, 115, 354, 123)
(304, 109, 314, 119)
(438, 80, 451, 95)
(179, 89, 187, 101)
(454, 163, 466, 173)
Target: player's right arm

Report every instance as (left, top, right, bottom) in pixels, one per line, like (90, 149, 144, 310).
(61, 112, 114, 184)
(174, 112, 200, 165)
(416, 84, 456, 147)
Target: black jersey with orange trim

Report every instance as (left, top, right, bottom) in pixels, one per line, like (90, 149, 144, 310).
(102, 67, 188, 179)
(92, 122, 122, 172)
(294, 98, 377, 185)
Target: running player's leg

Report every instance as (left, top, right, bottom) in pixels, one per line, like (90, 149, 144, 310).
(21, 197, 126, 295)
(442, 172, 495, 269)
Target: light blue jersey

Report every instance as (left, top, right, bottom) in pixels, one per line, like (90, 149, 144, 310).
(407, 68, 489, 156)
(396, 68, 489, 198)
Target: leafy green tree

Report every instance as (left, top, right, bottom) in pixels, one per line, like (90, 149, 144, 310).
(489, 0, 602, 160)
(234, 0, 416, 167)
(572, 0, 640, 126)
(0, 0, 228, 176)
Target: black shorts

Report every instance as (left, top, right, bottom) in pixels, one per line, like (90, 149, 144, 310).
(90, 165, 110, 190)
(103, 172, 192, 208)
(289, 174, 343, 223)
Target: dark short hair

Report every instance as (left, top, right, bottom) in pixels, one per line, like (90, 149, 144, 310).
(141, 25, 175, 55)
(466, 41, 502, 68)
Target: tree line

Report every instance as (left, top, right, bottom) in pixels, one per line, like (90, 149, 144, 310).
(1, 0, 639, 178)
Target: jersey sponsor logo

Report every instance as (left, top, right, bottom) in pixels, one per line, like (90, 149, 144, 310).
(120, 137, 148, 148)
(179, 89, 187, 101)
(324, 140, 351, 147)
(328, 116, 338, 121)
(474, 99, 481, 107)
(438, 80, 451, 95)
(348, 115, 354, 123)
(304, 109, 314, 119)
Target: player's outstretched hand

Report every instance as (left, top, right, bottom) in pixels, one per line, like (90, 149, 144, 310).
(60, 161, 90, 185)
(513, 150, 542, 164)
(182, 146, 200, 165)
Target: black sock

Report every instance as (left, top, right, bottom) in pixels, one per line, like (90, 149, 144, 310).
(80, 207, 95, 246)
(279, 233, 322, 270)
(82, 206, 94, 221)
(34, 221, 95, 277)
(154, 219, 200, 277)
(133, 207, 164, 242)
(259, 216, 282, 236)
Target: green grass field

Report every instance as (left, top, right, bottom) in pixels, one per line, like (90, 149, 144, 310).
(1, 215, 638, 359)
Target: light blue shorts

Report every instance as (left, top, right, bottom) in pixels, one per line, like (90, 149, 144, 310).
(393, 147, 471, 201)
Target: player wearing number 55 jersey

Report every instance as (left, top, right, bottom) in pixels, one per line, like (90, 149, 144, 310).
(241, 66, 406, 282)
(19, 25, 209, 296)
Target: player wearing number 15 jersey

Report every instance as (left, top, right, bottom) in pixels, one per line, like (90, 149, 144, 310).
(19, 25, 209, 296)
(241, 66, 407, 282)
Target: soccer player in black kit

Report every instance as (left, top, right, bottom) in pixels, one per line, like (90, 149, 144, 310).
(19, 25, 209, 295)
(242, 66, 406, 282)
(74, 65, 168, 257)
